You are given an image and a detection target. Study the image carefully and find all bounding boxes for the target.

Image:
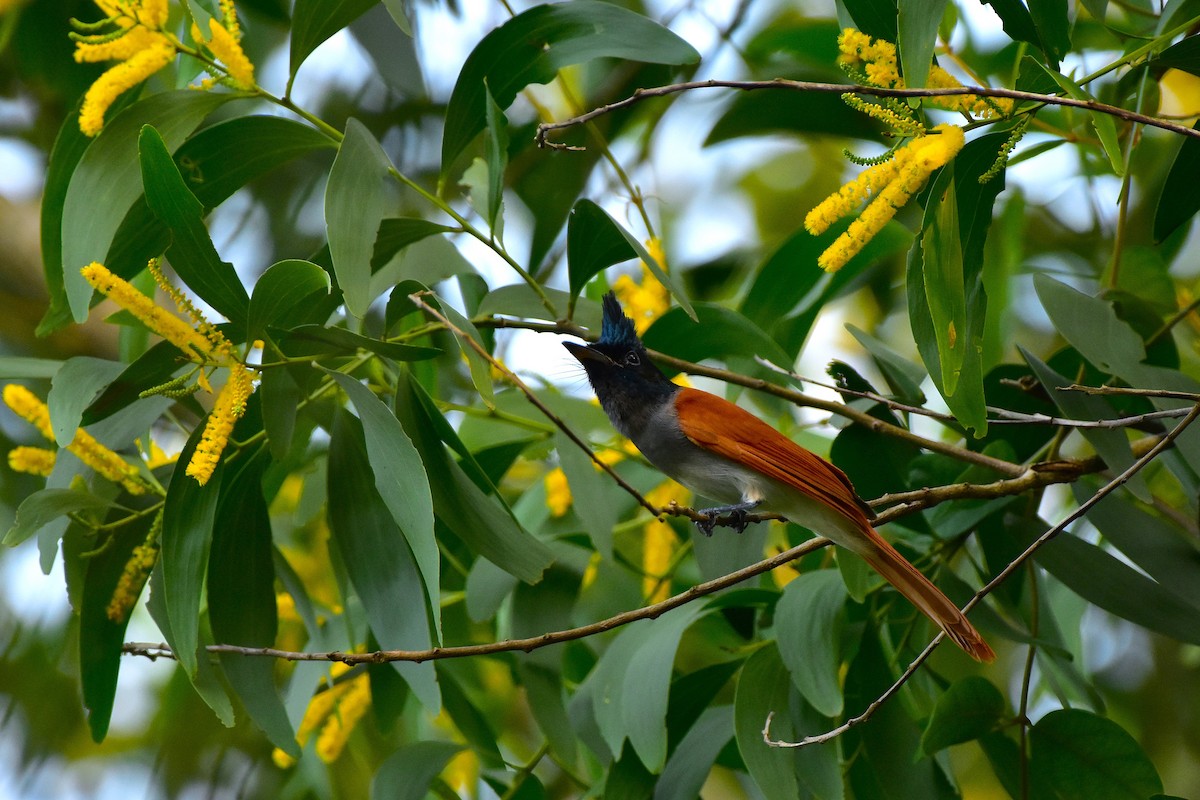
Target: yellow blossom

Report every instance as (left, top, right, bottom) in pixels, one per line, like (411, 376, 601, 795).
(186, 362, 256, 485)
(544, 467, 571, 516)
(804, 152, 907, 236)
(3, 384, 145, 494)
(146, 258, 236, 360)
(315, 674, 371, 763)
(77, 37, 175, 136)
(191, 17, 255, 89)
(611, 237, 670, 334)
(8, 446, 57, 477)
(73, 25, 166, 64)
(106, 512, 161, 623)
(141, 438, 177, 469)
(82, 262, 215, 360)
(273, 662, 365, 768)
(642, 481, 687, 602)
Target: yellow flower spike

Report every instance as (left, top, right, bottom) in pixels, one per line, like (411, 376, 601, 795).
(77, 37, 175, 136)
(642, 482, 685, 603)
(314, 674, 371, 763)
(73, 26, 166, 64)
(804, 150, 908, 236)
(146, 258, 236, 361)
(82, 262, 216, 359)
(192, 17, 255, 90)
(8, 446, 57, 477)
(544, 467, 571, 517)
(185, 362, 256, 485)
(106, 512, 162, 623)
(4, 385, 55, 441)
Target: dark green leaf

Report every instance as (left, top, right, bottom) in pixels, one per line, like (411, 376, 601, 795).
(980, 0, 1044, 62)
(483, 84, 508, 233)
(706, 87, 884, 144)
(207, 452, 297, 755)
(898, 0, 947, 88)
(47, 357, 127, 447)
(846, 325, 927, 403)
(81, 341, 191, 427)
(40, 103, 94, 334)
(290, 0, 377, 79)
(327, 409, 440, 709)
(261, 365, 302, 461)
(160, 425, 224, 677)
(920, 676, 1005, 754)
(1028, 0, 1071, 65)
(1030, 709, 1163, 800)
(326, 118, 395, 317)
(1154, 121, 1200, 242)
(372, 218, 457, 272)
(520, 664, 577, 763)
(4, 489, 115, 548)
(371, 741, 464, 800)
(437, 665, 504, 767)
(733, 645, 800, 800)
(248, 260, 332, 341)
(280, 324, 440, 361)
(840, 0, 899, 41)
(1152, 36, 1200, 77)
(138, 125, 250, 328)
(60, 91, 227, 326)
(643, 303, 792, 370)
(656, 706, 734, 800)
(776, 570, 848, 717)
(567, 199, 637, 300)
(327, 371, 438, 640)
(441, 1, 699, 177)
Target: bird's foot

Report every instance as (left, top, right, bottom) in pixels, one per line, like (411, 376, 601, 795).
(695, 501, 761, 536)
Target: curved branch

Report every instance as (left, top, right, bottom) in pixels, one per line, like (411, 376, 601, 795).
(535, 79, 1200, 148)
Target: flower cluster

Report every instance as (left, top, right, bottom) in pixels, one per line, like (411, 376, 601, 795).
(3, 384, 147, 494)
(70, 0, 255, 137)
(612, 237, 670, 334)
(805, 123, 965, 272)
(273, 663, 372, 767)
(642, 481, 688, 603)
(82, 260, 257, 485)
(544, 446, 630, 517)
(106, 510, 162, 623)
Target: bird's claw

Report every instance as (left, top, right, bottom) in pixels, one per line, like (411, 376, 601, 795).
(694, 502, 760, 536)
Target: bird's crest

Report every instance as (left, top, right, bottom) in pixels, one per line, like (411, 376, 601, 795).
(599, 292, 640, 347)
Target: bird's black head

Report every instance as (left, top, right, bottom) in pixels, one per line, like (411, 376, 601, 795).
(563, 292, 678, 438)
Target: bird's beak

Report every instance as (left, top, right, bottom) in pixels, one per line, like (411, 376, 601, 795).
(563, 341, 612, 366)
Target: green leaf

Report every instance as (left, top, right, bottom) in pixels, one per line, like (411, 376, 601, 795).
(775, 569, 848, 717)
(477, 284, 591, 326)
(279, 324, 440, 361)
(435, 295, 495, 409)
(840, 0, 899, 41)
(1028, 0, 1071, 65)
(923, 177, 967, 397)
(372, 741, 465, 800)
(567, 199, 637, 300)
(59, 91, 227, 326)
(207, 452, 297, 755)
(79, 505, 157, 741)
(483, 84, 509, 234)
(553, 431, 619, 558)
(327, 409, 440, 710)
(326, 118, 395, 317)
(80, 341, 192, 427)
(642, 303, 792, 370)
(394, 371, 554, 584)
(47, 357, 127, 447)
(441, 0, 699, 177)
(4, 489, 115, 548)
(0, 357, 63, 379)
(705, 87, 884, 144)
(656, 706, 735, 800)
(40, 103, 95, 334)
(846, 324, 927, 403)
(980, 0, 1045, 62)
(160, 425, 224, 677)
(1032, 63, 1123, 174)
(1034, 276, 1146, 374)
(248, 260, 332, 341)
(371, 218, 457, 272)
(920, 676, 1005, 754)
(138, 125, 250, 328)
(437, 665, 504, 767)
(1154, 121, 1200, 241)
(605, 210, 696, 321)
(734, 645, 800, 800)
(326, 371, 439, 640)
(290, 0, 378, 79)
(1030, 709, 1163, 800)
(260, 366, 302, 461)
(898, 0, 947, 88)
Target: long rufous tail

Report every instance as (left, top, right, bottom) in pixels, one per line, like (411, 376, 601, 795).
(858, 528, 996, 663)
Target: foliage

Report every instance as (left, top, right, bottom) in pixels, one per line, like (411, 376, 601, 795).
(2, 0, 1200, 797)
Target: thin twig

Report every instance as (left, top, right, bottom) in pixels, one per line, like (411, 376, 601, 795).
(1064, 384, 1200, 402)
(535, 80, 1200, 149)
(764, 403, 1200, 748)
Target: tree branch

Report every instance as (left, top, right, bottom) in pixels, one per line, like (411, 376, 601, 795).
(535, 79, 1200, 148)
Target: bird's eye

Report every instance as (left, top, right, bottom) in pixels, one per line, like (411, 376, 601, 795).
(624, 351, 641, 367)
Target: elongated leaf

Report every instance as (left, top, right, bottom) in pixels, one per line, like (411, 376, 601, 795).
(437, 665, 504, 767)
(60, 91, 227, 326)
(138, 125, 250, 328)
(1151, 35, 1200, 77)
(290, 0, 377, 79)
(654, 706, 734, 800)
(1028, 0, 1071, 65)
(435, 295, 495, 409)
(898, 0, 947, 89)
(161, 425, 224, 677)
(328, 409, 440, 709)
(81, 341, 190, 426)
(1033, 63, 1123, 174)
(567, 199, 637, 300)
(372, 741, 465, 800)
(248, 260, 332, 341)
(921, 676, 1005, 754)
(327, 371, 438, 640)
(47, 357, 127, 447)
(923, 178, 967, 396)
(0, 357, 63, 379)
(483, 84, 508, 234)
(441, 0, 699, 176)
(553, 431, 619, 558)
(775, 569, 848, 717)
(733, 645, 799, 800)
(607, 210, 696, 321)
(1034, 276, 1146, 375)
(40, 103, 95, 334)
(279, 324, 440, 361)
(372, 218, 457, 272)
(4, 489, 114, 547)
(207, 452, 297, 755)
(327, 118, 394, 317)
(1030, 709, 1163, 800)
(1154, 121, 1200, 242)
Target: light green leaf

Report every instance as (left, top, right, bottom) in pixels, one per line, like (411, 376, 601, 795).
(372, 741, 465, 800)
(1033, 275, 1145, 374)
(435, 295, 495, 409)
(733, 645, 799, 800)
(327, 118, 395, 318)
(1032, 63, 1124, 175)
(898, 0, 947, 88)
(4, 489, 114, 548)
(923, 178, 967, 396)
(775, 569, 847, 717)
(48, 357, 127, 447)
(483, 83, 508, 234)
(0, 357, 63, 379)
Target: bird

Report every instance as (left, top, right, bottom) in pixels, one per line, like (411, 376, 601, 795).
(563, 292, 995, 662)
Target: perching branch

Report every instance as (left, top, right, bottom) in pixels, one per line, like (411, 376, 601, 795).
(534, 79, 1200, 149)
(764, 402, 1200, 749)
